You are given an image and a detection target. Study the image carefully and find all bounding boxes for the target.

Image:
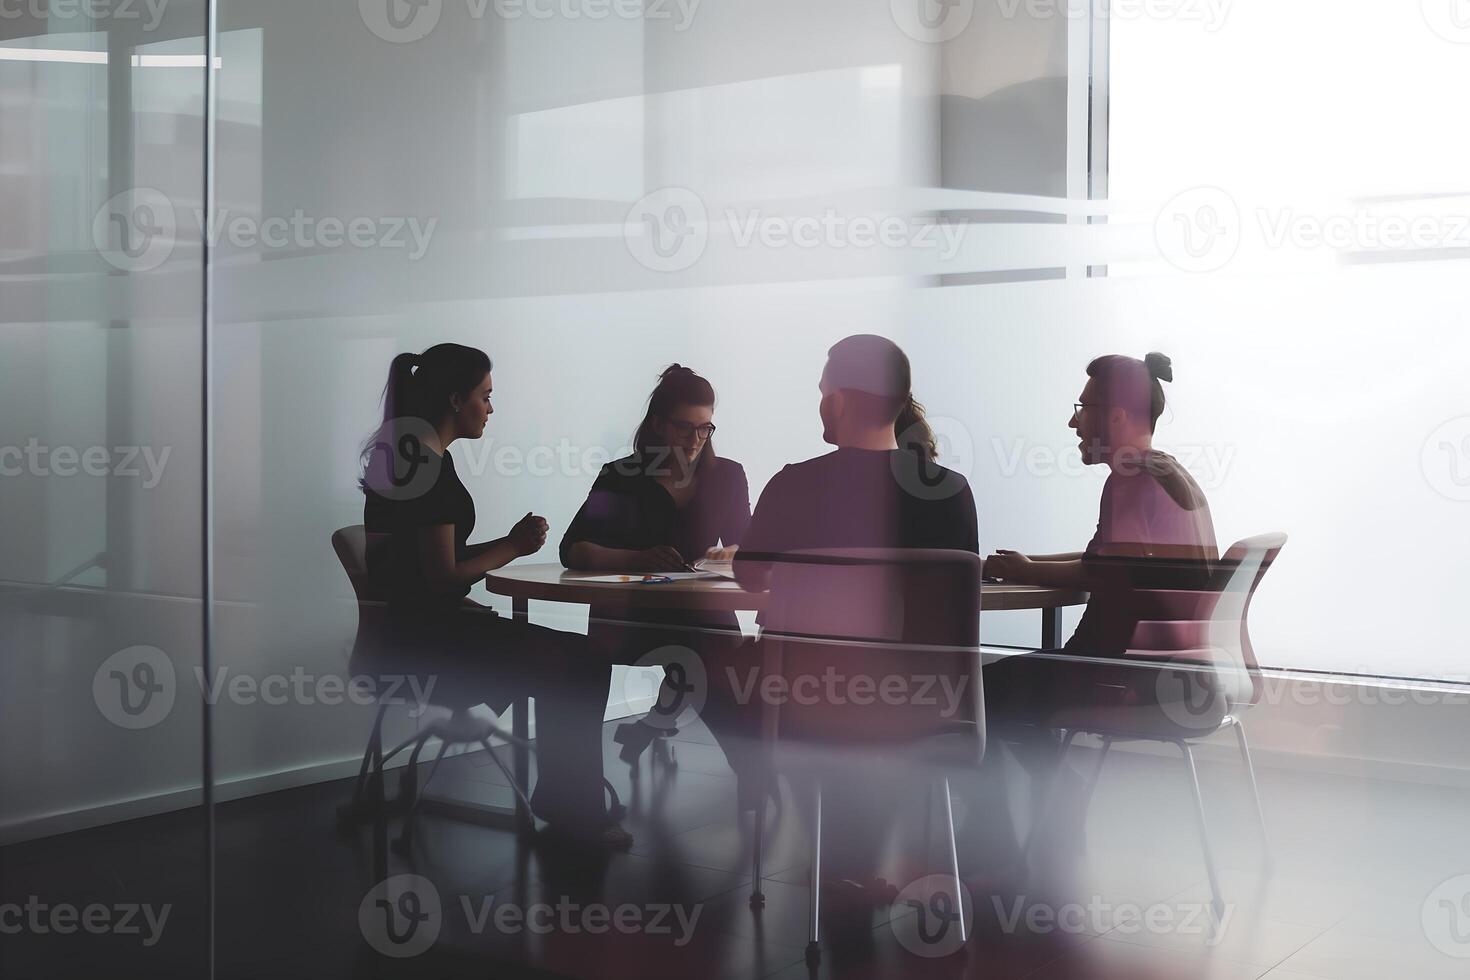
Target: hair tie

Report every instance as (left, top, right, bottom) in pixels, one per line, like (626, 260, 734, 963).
(1144, 351, 1173, 384)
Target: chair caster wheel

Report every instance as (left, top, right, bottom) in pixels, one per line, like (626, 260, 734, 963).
(748, 893, 765, 910)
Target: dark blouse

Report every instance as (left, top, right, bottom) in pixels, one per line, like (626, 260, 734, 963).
(559, 453, 751, 568)
(560, 452, 752, 647)
(363, 444, 476, 607)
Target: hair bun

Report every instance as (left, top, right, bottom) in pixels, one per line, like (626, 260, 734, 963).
(662, 363, 693, 377)
(1144, 351, 1173, 383)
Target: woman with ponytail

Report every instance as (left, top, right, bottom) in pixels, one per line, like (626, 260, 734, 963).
(360, 343, 631, 850)
(560, 364, 751, 765)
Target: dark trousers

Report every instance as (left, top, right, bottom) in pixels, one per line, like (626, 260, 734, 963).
(354, 602, 613, 834)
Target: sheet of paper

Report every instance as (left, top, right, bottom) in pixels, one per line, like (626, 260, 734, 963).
(573, 572, 724, 583)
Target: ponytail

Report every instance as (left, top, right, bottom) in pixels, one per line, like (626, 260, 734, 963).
(895, 393, 938, 461)
(360, 344, 491, 491)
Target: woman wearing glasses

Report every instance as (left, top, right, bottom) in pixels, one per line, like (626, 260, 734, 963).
(561, 364, 751, 763)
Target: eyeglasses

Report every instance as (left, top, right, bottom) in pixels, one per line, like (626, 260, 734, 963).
(1072, 402, 1104, 416)
(662, 418, 716, 440)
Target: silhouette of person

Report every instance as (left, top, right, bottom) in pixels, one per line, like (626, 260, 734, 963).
(982, 352, 1218, 864)
(358, 343, 631, 850)
(561, 364, 751, 764)
(732, 334, 980, 907)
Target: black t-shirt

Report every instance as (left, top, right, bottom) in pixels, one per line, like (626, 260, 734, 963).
(738, 448, 979, 623)
(363, 444, 475, 606)
(559, 452, 751, 566)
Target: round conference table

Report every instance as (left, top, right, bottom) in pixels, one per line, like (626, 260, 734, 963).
(473, 562, 1087, 828)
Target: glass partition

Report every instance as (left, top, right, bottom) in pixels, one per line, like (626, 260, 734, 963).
(0, 1, 209, 976)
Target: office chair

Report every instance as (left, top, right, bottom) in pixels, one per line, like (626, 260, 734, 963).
(1022, 533, 1286, 916)
(331, 525, 624, 852)
(746, 548, 986, 969)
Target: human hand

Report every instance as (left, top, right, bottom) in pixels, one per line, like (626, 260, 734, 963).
(983, 550, 1033, 583)
(507, 513, 549, 556)
(635, 545, 688, 572)
(704, 545, 739, 561)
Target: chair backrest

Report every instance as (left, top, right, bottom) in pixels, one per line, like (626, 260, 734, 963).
(331, 524, 388, 604)
(762, 548, 984, 757)
(331, 525, 394, 661)
(1122, 532, 1286, 709)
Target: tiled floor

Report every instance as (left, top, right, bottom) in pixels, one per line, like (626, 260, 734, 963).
(5, 719, 1470, 978)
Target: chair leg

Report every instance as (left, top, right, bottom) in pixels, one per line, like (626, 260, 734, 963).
(749, 801, 766, 910)
(1232, 720, 1272, 868)
(394, 737, 451, 853)
(1080, 737, 1111, 812)
(480, 737, 536, 814)
(806, 781, 823, 968)
(351, 704, 389, 800)
(338, 704, 390, 827)
(942, 778, 967, 944)
(1021, 729, 1080, 867)
(1179, 742, 1226, 917)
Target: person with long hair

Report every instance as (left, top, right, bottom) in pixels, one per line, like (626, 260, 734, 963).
(359, 343, 631, 850)
(560, 364, 751, 764)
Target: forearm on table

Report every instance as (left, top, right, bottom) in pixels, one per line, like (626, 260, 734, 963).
(1020, 559, 1091, 589)
(455, 538, 520, 580)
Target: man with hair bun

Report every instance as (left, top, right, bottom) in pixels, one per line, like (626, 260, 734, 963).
(982, 351, 1218, 869)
